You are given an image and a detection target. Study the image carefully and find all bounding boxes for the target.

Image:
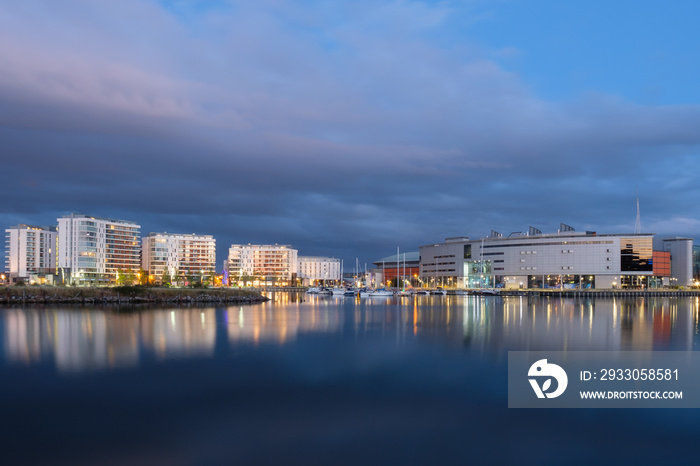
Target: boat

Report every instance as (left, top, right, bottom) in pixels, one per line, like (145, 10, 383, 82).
(368, 288, 394, 297)
(344, 288, 358, 296)
(305, 287, 320, 294)
(414, 290, 429, 296)
(318, 287, 332, 295)
(331, 287, 346, 296)
(431, 287, 447, 296)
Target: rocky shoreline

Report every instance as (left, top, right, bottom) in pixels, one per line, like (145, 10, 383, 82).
(0, 286, 269, 305)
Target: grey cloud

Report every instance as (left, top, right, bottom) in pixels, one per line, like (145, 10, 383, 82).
(1, 0, 699, 266)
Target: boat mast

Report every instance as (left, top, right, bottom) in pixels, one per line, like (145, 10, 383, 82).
(397, 246, 400, 290)
(403, 252, 406, 291)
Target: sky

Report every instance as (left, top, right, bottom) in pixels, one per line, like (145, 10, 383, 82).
(2, 0, 700, 269)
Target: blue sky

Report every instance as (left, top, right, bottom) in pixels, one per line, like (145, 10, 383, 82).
(1, 0, 700, 268)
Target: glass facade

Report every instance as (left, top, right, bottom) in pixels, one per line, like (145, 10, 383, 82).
(464, 260, 492, 287)
(620, 237, 653, 272)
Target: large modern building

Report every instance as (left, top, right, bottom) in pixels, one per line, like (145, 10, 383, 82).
(4, 224, 57, 283)
(227, 244, 298, 285)
(58, 214, 141, 285)
(142, 232, 216, 284)
(297, 256, 341, 286)
(419, 226, 694, 289)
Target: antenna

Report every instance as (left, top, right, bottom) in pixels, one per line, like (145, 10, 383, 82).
(635, 186, 641, 234)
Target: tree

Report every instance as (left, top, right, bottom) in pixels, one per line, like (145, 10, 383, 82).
(138, 269, 149, 286)
(117, 271, 136, 286)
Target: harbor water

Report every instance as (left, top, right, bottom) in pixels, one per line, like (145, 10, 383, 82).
(1, 293, 699, 465)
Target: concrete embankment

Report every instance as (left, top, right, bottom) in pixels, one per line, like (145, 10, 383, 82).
(0, 286, 269, 305)
(503, 289, 700, 298)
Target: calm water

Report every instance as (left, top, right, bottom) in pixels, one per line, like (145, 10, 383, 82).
(1, 293, 699, 465)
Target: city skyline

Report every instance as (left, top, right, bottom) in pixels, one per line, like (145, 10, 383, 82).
(2, 1, 700, 268)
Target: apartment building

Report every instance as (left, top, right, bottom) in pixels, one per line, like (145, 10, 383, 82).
(227, 244, 298, 284)
(297, 256, 341, 286)
(57, 214, 140, 285)
(142, 232, 216, 283)
(5, 224, 57, 283)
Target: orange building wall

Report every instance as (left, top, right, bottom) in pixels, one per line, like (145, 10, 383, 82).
(653, 251, 671, 277)
(382, 267, 420, 280)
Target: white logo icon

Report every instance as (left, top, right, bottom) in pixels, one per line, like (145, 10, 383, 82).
(528, 359, 568, 399)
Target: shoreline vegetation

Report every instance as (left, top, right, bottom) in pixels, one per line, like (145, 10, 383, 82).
(0, 285, 269, 305)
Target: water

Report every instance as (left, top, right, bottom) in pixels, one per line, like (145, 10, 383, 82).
(1, 294, 699, 465)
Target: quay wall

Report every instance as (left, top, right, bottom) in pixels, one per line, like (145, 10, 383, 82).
(0, 286, 268, 305)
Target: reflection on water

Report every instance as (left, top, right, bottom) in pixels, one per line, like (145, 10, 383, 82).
(2, 295, 700, 372)
(3, 308, 217, 372)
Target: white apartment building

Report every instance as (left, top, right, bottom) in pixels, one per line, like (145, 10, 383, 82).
(227, 244, 298, 284)
(420, 226, 693, 289)
(58, 214, 141, 285)
(298, 256, 341, 285)
(142, 232, 216, 283)
(5, 224, 57, 282)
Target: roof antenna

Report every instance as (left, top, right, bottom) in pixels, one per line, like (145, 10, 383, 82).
(635, 186, 641, 234)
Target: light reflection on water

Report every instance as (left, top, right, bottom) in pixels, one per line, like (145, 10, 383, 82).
(2, 294, 699, 372)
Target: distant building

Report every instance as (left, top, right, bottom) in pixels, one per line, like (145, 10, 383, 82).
(142, 232, 216, 284)
(227, 244, 298, 285)
(420, 227, 693, 289)
(372, 252, 420, 288)
(57, 214, 140, 285)
(4, 224, 57, 283)
(298, 256, 341, 286)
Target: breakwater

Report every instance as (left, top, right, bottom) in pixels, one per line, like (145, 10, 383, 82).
(0, 286, 269, 305)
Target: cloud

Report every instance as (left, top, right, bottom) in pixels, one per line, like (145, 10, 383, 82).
(1, 0, 699, 266)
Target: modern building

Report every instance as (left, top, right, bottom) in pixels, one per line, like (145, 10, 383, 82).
(57, 214, 140, 285)
(372, 251, 420, 288)
(4, 224, 57, 283)
(142, 232, 216, 284)
(660, 237, 694, 288)
(419, 225, 694, 290)
(227, 244, 298, 286)
(297, 256, 341, 286)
